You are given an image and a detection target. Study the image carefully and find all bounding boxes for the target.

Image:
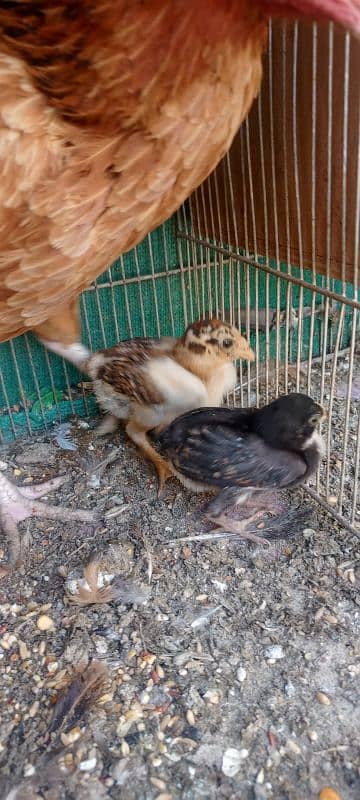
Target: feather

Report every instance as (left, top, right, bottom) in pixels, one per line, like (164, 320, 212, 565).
(48, 660, 110, 736)
(65, 558, 118, 606)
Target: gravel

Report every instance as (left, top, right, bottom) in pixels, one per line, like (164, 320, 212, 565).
(0, 393, 359, 800)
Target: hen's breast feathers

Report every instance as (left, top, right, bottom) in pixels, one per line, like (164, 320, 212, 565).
(0, 0, 265, 340)
(157, 419, 307, 490)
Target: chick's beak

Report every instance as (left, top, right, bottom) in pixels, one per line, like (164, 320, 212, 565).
(237, 337, 255, 362)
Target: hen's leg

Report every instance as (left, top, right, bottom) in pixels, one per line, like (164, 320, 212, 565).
(34, 301, 90, 371)
(0, 473, 94, 577)
(126, 421, 173, 496)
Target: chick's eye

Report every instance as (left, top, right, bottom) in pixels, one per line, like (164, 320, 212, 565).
(223, 338, 233, 349)
(309, 414, 320, 425)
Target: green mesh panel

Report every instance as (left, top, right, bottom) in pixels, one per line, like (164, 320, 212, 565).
(0, 213, 357, 443)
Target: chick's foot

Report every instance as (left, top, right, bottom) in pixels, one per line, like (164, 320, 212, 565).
(0, 473, 95, 577)
(208, 510, 269, 545)
(235, 491, 285, 515)
(156, 460, 174, 497)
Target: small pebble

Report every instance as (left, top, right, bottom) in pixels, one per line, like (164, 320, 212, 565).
(29, 701, 39, 718)
(285, 681, 296, 697)
(36, 615, 54, 631)
(265, 645, 285, 661)
(316, 692, 332, 706)
(256, 768, 265, 784)
(150, 778, 167, 791)
(19, 641, 30, 660)
(204, 689, 219, 704)
(319, 789, 342, 800)
(121, 740, 130, 757)
(237, 667, 247, 682)
(155, 795, 172, 800)
(182, 726, 202, 742)
(186, 709, 195, 725)
(23, 764, 35, 777)
(308, 729, 318, 742)
(61, 727, 81, 746)
(222, 747, 243, 777)
(79, 757, 97, 772)
(287, 739, 302, 755)
(303, 528, 316, 537)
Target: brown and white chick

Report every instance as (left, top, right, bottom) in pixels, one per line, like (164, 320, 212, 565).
(86, 319, 255, 493)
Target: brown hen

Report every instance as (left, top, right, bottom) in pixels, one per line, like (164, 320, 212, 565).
(1, 1, 359, 357)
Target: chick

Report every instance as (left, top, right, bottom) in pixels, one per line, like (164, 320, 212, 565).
(153, 393, 325, 543)
(86, 319, 255, 493)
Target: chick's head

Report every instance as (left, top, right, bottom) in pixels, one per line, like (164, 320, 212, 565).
(253, 392, 326, 451)
(183, 319, 255, 363)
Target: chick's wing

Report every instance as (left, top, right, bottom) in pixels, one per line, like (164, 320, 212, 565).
(164, 423, 307, 489)
(154, 406, 253, 449)
(95, 339, 170, 406)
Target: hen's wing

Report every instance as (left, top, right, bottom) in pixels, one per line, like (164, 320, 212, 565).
(159, 422, 307, 490)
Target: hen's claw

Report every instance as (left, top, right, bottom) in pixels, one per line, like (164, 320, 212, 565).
(0, 473, 94, 577)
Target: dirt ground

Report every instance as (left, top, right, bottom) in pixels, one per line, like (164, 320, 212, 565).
(0, 417, 359, 800)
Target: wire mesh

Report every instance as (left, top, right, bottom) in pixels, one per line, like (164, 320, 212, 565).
(177, 21, 360, 535)
(0, 21, 359, 537)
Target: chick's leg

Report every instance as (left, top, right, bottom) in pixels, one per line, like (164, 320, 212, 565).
(206, 487, 269, 545)
(208, 511, 270, 546)
(0, 473, 94, 577)
(125, 421, 173, 496)
(95, 414, 120, 437)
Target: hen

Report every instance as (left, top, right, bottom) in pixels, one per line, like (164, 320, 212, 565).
(87, 319, 255, 492)
(154, 393, 325, 544)
(1, 1, 359, 355)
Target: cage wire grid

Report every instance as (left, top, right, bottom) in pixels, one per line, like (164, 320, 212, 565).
(0, 21, 359, 536)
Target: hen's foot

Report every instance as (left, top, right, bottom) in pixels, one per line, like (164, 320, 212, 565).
(208, 510, 269, 545)
(0, 473, 95, 578)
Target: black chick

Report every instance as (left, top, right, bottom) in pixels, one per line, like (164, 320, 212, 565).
(153, 393, 325, 544)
